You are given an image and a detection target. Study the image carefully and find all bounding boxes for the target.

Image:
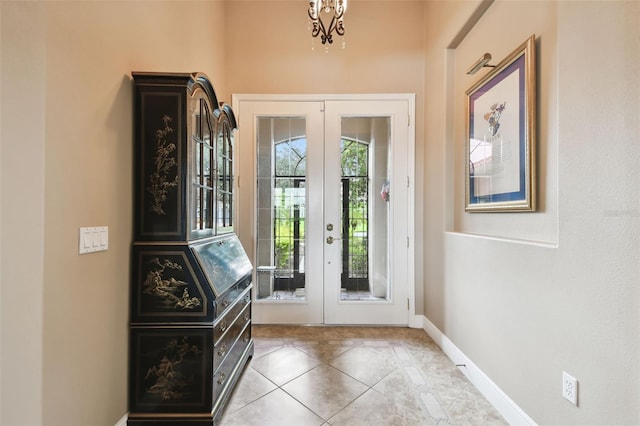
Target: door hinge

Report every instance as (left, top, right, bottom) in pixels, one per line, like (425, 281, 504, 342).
(407, 176, 410, 187)
(408, 114, 410, 127)
(407, 298, 410, 310)
(407, 237, 410, 248)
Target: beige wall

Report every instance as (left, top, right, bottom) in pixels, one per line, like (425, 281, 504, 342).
(425, 0, 639, 424)
(422, 0, 485, 352)
(1, 1, 227, 425)
(226, 1, 425, 95)
(453, 2, 558, 242)
(1, 3, 47, 425)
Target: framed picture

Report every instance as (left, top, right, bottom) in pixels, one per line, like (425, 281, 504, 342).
(465, 34, 536, 212)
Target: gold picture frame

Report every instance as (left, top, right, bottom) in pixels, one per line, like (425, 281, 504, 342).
(465, 35, 537, 212)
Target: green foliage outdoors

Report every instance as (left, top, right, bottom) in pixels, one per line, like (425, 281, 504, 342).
(273, 139, 370, 275)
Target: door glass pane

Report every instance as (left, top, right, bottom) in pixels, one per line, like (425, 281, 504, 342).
(340, 117, 390, 301)
(256, 117, 307, 300)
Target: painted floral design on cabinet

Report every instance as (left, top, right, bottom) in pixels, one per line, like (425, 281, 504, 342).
(148, 115, 179, 215)
(143, 257, 202, 311)
(141, 335, 204, 403)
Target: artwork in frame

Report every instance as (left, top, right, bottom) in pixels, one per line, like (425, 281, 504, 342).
(465, 34, 536, 212)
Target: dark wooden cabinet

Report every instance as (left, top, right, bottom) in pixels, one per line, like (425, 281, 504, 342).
(128, 72, 253, 425)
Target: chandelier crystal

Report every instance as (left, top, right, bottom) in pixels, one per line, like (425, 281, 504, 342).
(308, 0, 347, 45)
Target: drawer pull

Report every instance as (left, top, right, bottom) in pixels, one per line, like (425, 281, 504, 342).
(218, 319, 228, 333)
(217, 373, 226, 385)
(217, 343, 227, 357)
(244, 312, 250, 322)
(243, 334, 250, 343)
(221, 299, 230, 308)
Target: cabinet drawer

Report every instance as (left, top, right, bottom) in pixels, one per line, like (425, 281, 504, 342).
(215, 278, 251, 317)
(213, 302, 251, 372)
(213, 323, 252, 395)
(214, 287, 250, 340)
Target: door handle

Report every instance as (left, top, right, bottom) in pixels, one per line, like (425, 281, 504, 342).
(326, 236, 341, 244)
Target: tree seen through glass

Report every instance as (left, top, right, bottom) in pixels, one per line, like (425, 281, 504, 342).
(272, 137, 369, 292)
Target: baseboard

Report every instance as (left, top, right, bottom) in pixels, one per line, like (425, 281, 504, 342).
(421, 316, 537, 426)
(409, 314, 424, 329)
(115, 413, 127, 426)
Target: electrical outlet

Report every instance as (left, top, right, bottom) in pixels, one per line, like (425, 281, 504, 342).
(562, 371, 578, 405)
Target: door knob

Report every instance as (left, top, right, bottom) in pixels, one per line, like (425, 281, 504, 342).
(326, 236, 340, 244)
(326, 224, 334, 231)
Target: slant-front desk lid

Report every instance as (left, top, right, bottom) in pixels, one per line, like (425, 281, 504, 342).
(191, 234, 252, 297)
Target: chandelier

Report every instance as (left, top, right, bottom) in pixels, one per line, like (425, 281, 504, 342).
(308, 0, 347, 45)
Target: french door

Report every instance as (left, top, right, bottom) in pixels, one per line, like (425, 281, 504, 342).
(233, 95, 414, 325)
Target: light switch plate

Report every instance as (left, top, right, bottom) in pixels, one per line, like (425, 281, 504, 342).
(79, 226, 108, 254)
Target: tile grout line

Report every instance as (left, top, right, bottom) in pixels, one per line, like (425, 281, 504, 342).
(220, 328, 507, 426)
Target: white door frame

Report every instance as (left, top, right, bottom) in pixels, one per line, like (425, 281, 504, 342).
(232, 93, 416, 325)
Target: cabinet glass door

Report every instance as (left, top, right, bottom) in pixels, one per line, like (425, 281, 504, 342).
(189, 95, 216, 239)
(216, 115, 234, 234)
(189, 94, 235, 239)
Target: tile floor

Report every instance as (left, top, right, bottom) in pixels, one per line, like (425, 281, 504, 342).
(219, 326, 507, 426)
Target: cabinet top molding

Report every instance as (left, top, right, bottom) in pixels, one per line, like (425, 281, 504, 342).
(132, 71, 224, 114)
